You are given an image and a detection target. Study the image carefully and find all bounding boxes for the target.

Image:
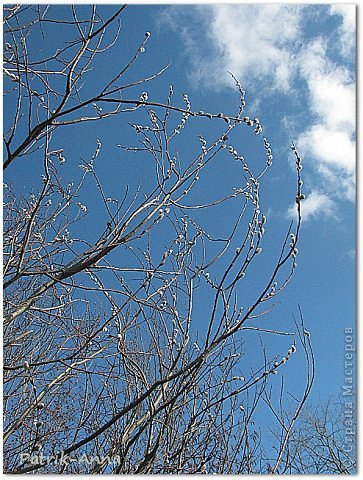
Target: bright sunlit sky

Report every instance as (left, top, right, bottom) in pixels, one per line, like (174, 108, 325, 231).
(3, 3, 356, 411)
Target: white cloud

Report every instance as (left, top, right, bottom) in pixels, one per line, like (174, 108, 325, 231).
(296, 37, 355, 203)
(299, 41, 355, 130)
(297, 37, 355, 129)
(192, 5, 303, 92)
(297, 125, 355, 175)
(286, 190, 336, 221)
(330, 5, 356, 57)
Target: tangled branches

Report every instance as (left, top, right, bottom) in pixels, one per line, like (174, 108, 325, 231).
(3, 5, 315, 474)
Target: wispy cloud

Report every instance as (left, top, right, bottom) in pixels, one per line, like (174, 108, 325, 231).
(193, 5, 302, 92)
(296, 36, 355, 204)
(344, 248, 356, 260)
(330, 5, 356, 57)
(298, 38, 355, 131)
(286, 190, 337, 222)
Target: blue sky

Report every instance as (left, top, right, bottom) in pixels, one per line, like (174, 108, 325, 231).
(155, 3, 357, 404)
(4, 3, 356, 416)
